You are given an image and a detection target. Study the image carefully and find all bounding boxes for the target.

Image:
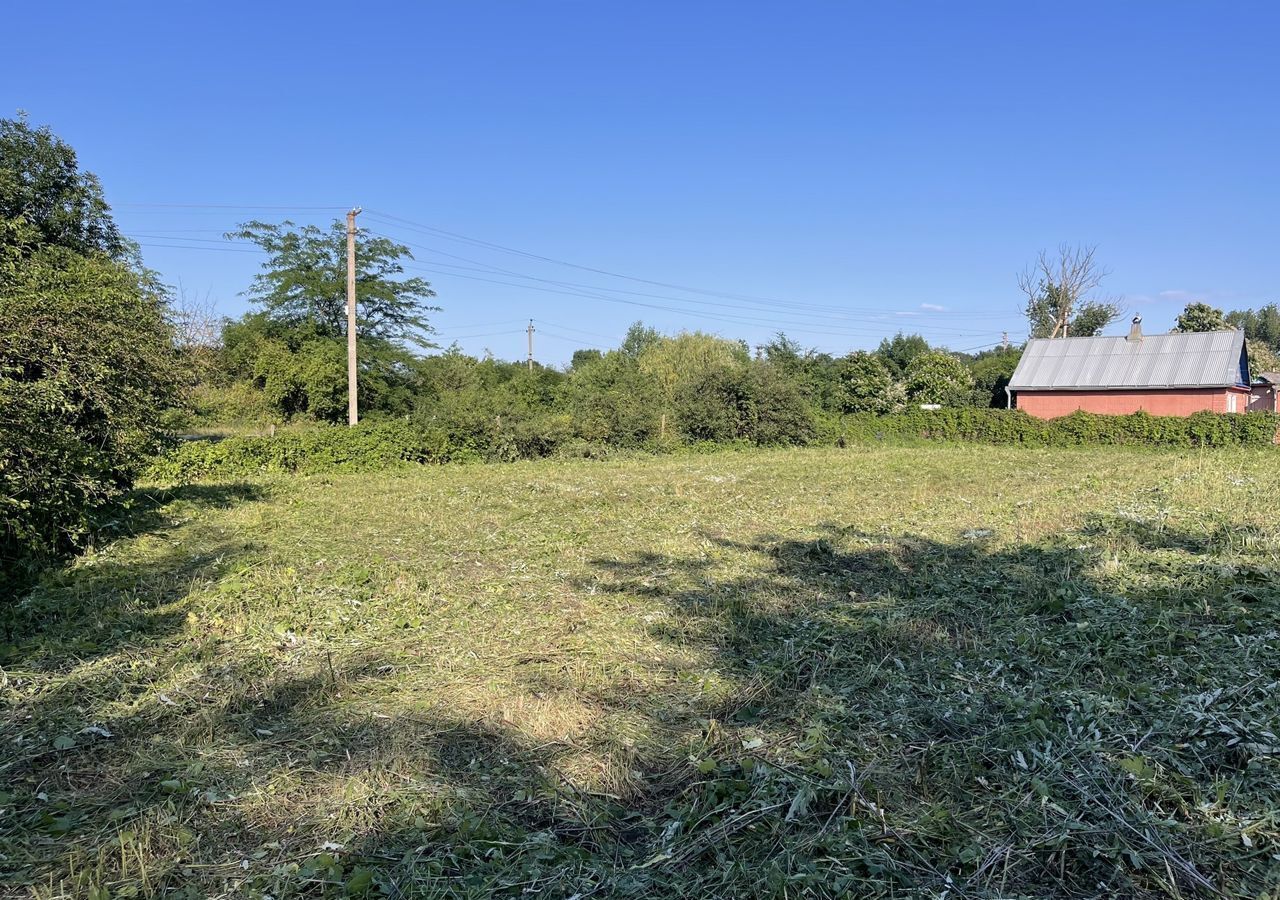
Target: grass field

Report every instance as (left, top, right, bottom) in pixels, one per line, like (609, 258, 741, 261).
(3, 446, 1279, 898)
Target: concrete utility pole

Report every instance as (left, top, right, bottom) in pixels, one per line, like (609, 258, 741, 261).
(1001, 331, 1009, 350)
(527, 320, 535, 371)
(346, 207, 362, 426)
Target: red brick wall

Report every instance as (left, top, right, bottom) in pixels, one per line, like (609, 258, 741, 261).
(1015, 388, 1251, 419)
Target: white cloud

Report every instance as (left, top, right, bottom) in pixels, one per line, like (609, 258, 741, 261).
(894, 311, 921, 317)
(920, 302, 947, 312)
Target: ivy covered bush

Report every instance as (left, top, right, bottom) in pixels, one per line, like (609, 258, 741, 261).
(839, 408, 1280, 448)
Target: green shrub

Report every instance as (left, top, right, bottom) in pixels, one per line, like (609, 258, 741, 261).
(837, 408, 1279, 448)
(1, 244, 180, 583)
(144, 421, 455, 482)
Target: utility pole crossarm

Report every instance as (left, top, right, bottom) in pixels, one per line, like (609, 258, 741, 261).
(346, 206, 362, 427)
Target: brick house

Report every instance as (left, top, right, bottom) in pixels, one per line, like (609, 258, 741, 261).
(1007, 318, 1251, 419)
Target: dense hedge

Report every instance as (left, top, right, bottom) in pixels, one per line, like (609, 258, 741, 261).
(144, 422, 457, 481)
(840, 408, 1280, 447)
(146, 409, 1280, 483)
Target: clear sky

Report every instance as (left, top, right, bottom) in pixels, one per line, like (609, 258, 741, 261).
(5, 2, 1277, 363)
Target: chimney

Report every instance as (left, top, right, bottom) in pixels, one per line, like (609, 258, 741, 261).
(1127, 315, 1143, 342)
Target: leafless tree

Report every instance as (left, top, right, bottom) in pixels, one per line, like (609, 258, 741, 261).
(1018, 244, 1120, 338)
(170, 283, 224, 382)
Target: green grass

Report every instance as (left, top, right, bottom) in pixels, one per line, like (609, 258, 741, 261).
(3, 446, 1279, 898)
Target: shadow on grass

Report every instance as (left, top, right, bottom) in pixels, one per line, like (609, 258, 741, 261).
(3, 503, 1278, 898)
(1, 482, 266, 661)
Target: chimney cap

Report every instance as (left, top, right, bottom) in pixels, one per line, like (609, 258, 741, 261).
(1127, 315, 1144, 342)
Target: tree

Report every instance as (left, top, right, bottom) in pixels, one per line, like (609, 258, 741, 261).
(1247, 342, 1280, 378)
(570, 348, 603, 369)
(1019, 244, 1120, 338)
(1225, 304, 1280, 350)
(836, 351, 901, 414)
(875, 332, 931, 376)
(904, 351, 974, 406)
(969, 347, 1022, 407)
(0, 114, 126, 258)
(618, 321, 662, 359)
(1173, 302, 1229, 333)
(229, 220, 439, 347)
(1, 118, 180, 583)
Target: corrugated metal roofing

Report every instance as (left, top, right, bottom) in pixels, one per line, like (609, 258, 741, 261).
(1008, 330, 1248, 390)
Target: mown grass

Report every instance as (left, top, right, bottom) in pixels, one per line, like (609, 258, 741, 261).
(2, 446, 1279, 898)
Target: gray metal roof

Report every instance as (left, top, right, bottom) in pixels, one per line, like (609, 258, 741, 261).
(1009, 330, 1249, 391)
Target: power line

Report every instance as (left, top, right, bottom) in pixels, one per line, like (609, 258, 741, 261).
(365, 227, 1000, 337)
(135, 242, 261, 254)
(363, 210, 1018, 320)
(117, 202, 348, 210)
(399, 260, 997, 341)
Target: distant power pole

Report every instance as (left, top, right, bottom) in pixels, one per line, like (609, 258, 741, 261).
(527, 320, 535, 371)
(346, 206, 362, 426)
(1001, 331, 1009, 349)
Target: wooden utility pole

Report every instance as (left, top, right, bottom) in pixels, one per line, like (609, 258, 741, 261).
(346, 207, 362, 426)
(526, 320, 535, 371)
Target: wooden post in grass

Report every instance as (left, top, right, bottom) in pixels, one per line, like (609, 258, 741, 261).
(346, 206, 362, 427)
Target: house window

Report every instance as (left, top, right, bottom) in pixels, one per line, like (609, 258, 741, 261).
(1227, 393, 1238, 413)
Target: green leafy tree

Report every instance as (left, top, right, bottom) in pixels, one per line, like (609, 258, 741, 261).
(229, 220, 438, 347)
(875, 332, 931, 376)
(1246, 341, 1280, 378)
(836, 351, 901, 414)
(1173, 302, 1229, 333)
(618, 321, 662, 359)
(969, 347, 1022, 407)
(1226, 303, 1280, 350)
(0, 115, 125, 258)
(1019, 245, 1120, 338)
(904, 351, 974, 406)
(1, 118, 180, 583)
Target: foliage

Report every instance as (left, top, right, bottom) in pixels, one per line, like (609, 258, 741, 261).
(903, 350, 974, 406)
(1173, 301, 1229, 333)
(674, 361, 814, 445)
(229, 219, 439, 347)
(1019, 244, 1120, 338)
(0, 241, 180, 584)
(840, 407, 1280, 447)
(1226, 302, 1280, 350)
(1026, 290, 1119, 339)
(0, 117, 180, 585)
(835, 351, 900, 414)
(5, 448, 1280, 897)
(1247, 341, 1280, 378)
(874, 331, 930, 376)
(967, 347, 1021, 407)
(0, 115, 125, 258)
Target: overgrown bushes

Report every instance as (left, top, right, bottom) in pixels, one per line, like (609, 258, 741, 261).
(840, 408, 1280, 448)
(147, 409, 1280, 482)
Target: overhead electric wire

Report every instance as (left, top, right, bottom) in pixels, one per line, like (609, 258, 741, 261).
(135, 242, 261, 254)
(121, 203, 1017, 351)
(400, 260, 996, 342)
(364, 210, 1015, 320)
(366, 227, 999, 337)
(118, 202, 348, 210)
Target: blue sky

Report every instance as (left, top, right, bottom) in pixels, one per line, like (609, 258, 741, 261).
(6, 2, 1277, 363)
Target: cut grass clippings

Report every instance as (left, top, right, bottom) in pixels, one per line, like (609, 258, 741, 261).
(2, 445, 1279, 898)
